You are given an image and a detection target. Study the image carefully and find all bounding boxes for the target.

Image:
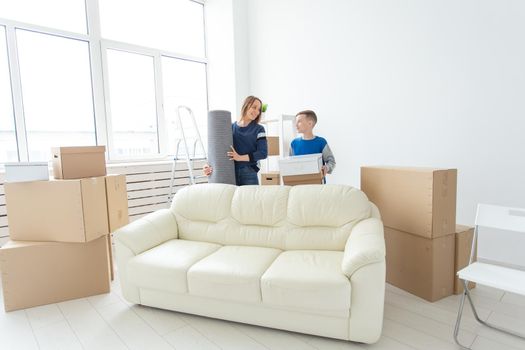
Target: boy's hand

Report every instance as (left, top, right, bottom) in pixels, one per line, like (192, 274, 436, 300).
(227, 146, 249, 162)
(321, 165, 328, 176)
(203, 164, 213, 176)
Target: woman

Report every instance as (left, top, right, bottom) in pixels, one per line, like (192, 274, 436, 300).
(204, 96, 268, 185)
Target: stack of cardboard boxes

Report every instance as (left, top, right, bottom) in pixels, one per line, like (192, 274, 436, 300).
(0, 146, 129, 311)
(361, 166, 475, 302)
(260, 136, 324, 186)
(279, 153, 324, 186)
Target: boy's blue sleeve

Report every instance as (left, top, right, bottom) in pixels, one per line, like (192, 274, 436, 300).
(248, 126, 268, 162)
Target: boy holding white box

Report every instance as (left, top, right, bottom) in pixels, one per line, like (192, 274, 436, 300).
(290, 110, 336, 178)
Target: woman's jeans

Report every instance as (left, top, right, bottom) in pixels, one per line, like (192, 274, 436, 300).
(235, 165, 259, 186)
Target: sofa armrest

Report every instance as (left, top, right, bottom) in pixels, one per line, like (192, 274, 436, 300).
(342, 217, 385, 277)
(114, 209, 178, 256)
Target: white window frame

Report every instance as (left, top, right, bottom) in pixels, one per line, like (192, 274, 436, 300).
(100, 40, 208, 161)
(0, 0, 209, 163)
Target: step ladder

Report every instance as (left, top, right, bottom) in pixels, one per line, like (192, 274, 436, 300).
(167, 106, 207, 203)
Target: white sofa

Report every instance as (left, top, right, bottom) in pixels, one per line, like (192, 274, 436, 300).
(114, 183, 386, 343)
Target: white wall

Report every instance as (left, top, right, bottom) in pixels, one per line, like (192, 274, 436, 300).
(233, 0, 525, 225)
(204, 0, 237, 114)
(232, 0, 251, 113)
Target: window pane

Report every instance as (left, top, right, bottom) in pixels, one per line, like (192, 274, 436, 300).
(162, 57, 207, 158)
(100, 0, 205, 58)
(0, 0, 87, 34)
(106, 49, 158, 158)
(16, 30, 96, 161)
(0, 26, 18, 162)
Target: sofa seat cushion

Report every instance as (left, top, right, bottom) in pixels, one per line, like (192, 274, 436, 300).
(261, 250, 351, 313)
(127, 239, 221, 293)
(188, 246, 281, 303)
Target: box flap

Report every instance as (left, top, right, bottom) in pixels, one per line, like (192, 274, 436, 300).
(52, 146, 106, 154)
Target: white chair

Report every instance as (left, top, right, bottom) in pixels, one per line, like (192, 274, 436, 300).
(454, 204, 525, 349)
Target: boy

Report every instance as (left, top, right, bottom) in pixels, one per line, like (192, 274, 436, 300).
(290, 110, 336, 178)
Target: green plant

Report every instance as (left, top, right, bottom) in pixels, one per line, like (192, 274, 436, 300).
(261, 103, 268, 113)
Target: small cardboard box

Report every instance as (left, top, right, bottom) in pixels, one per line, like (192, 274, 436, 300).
(454, 225, 476, 294)
(52, 146, 106, 179)
(279, 153, 323, 177)
(283, 172, 323, 186)
(4, 177, 109, 243)
(0, 236, 110, 312)
(361, 166, 457, 239)
(267, 136, 280, 156)
(4, 162, 49, 183)
(385, 226, 455, 302)
(261, 171, 281, 185)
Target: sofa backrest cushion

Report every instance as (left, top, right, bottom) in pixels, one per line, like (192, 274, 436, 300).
(171, 184, 371, 251)
(287, 185, 371, 227)
(172, 183, 236, 222)
(231, 186, 290, 226)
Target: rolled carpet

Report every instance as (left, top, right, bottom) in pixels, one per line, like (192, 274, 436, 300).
(207, 110, 236, 185)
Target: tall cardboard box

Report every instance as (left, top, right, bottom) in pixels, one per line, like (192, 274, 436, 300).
(361, 166, 457, 238)
(385, 226, 455, 302)
(261, 171, 281, 185)
(454, 225, 476, 294)
(105, 174, 129, 280)
(52, 146, 106, 179)
(5, 177, 109, 243)
(0, 236, 110, 312)
(267, 136, 280, 156)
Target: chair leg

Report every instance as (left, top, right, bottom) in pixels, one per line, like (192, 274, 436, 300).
(455, 279, 525, 346)
(453, 283, 470, 349)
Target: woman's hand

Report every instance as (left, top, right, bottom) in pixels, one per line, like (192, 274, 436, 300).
(203, 164, 213, 176)
(227, 146, 249, 162)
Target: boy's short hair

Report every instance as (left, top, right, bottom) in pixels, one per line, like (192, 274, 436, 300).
(296, 110, 317, 125)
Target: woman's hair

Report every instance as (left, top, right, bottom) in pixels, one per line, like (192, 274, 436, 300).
(240, 95, 263, 124)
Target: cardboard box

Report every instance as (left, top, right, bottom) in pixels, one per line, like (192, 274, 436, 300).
(279, 154, 323, 176)
(454, 225, 476, 294)
(283, 172, 323, 186)
(385, 226, 455, 302)
(361, 166, 457, 238)
(0, 236, 110, 311)
(105, 174, 129, 281)
(5, 177, 109, 243)
(4, 162, 49, 182)
(261, 171, 281, 185)
(52, 146, 106, 179)
(105, 175, 129, 232)
(107, 234, 114, 281)
(267, 136, 279, 156)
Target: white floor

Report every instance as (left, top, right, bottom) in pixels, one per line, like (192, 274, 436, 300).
(1, 275, 525, 350)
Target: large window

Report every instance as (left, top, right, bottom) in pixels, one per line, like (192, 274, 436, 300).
(0, 26, 17, 162)
(0, 0, 208, 162)
(106, 49, 158, 157)
(0, 0, 87, 34)
(99, 0, 208, 159)
(162, 57, 208, 158)
(17, 30, 95, 161)
(99, 0, 205, 58)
